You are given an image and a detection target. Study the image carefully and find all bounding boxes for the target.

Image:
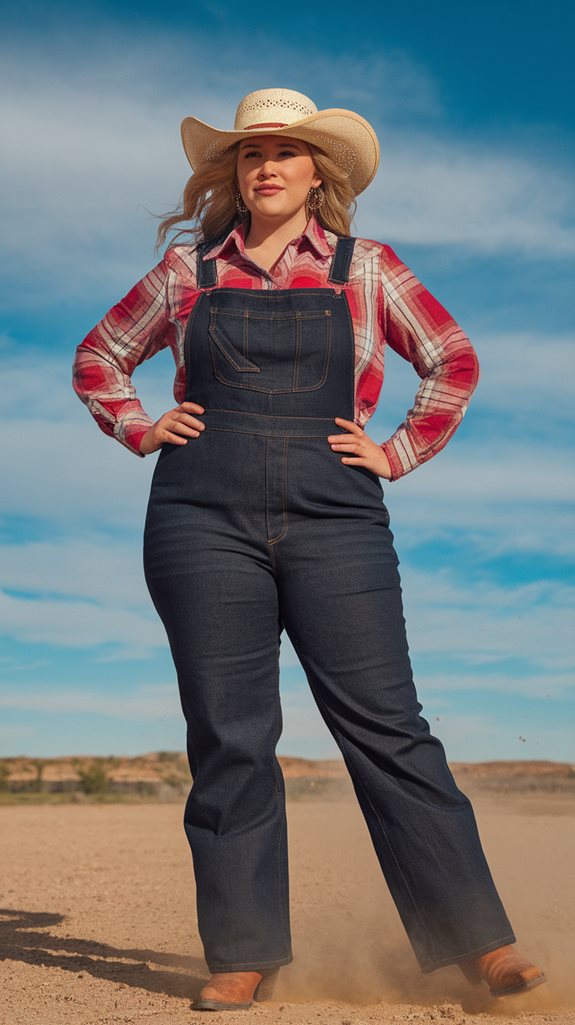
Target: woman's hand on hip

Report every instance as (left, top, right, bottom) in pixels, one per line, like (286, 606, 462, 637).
(139, 402, 206, 455)
(327, 418, 392, 479)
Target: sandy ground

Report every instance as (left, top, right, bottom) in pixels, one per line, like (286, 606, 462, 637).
(1, 793, 573, 1025)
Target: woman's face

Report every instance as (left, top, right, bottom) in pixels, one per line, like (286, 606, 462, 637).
(235, 134, 322, 226)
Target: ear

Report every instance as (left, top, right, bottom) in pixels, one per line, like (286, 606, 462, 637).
(311, 175, 323, 190)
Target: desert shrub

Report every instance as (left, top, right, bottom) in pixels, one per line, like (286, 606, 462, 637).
(160, 772, 187, 788)
(0, 763, 10, 792)
(77, 762, 110, 795)
(32, 760, 45, 793)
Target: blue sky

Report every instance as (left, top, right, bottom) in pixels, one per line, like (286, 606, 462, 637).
(1, 0, 573, 762)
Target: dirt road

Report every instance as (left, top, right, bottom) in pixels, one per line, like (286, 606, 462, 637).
(1, 794, 573, 1024)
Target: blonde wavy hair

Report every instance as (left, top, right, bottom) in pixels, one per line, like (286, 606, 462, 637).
(155, 140, 357, 252)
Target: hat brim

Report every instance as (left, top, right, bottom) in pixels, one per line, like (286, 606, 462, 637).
(180, 108, 380, 196)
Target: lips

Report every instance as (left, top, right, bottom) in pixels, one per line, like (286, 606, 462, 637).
(255, 185, 283, 192)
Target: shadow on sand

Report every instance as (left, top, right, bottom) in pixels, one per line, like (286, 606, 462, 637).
(0, 907, 207, 1001)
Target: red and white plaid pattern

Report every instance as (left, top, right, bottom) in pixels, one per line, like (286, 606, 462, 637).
(72, 216, 479, 480)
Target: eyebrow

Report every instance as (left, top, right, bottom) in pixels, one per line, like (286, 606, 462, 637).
(238, 140, 303, 150)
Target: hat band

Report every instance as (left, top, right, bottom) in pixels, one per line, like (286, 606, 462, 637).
(242, 121, 289, 130)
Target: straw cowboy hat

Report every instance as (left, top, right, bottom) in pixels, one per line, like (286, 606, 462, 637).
(181, 87, 380, 196)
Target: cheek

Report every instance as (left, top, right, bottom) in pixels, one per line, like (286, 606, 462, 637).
(237, 161, 255, 185)
(296, 161, 318, 189)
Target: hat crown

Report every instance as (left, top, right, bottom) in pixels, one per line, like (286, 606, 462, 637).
(234, 88, 318, 130)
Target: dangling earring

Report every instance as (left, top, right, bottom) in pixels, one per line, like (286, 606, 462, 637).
(307, 186, 325, 213)
(235, 190, 248, 217)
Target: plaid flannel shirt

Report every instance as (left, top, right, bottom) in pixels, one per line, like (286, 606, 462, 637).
(72, 215, 479, 480)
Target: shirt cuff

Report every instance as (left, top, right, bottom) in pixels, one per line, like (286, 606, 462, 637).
(380, 440, 408, 482)
(114, 416, 155, 457)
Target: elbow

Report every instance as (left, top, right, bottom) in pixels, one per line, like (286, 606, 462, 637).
(467, 344, 481, 395)
(445, 333, 481, 397)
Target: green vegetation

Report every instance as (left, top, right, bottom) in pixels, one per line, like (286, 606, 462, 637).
(76, 762, 110, 795)
(0, 763, 10, 792)
(32, 759, 45, 793)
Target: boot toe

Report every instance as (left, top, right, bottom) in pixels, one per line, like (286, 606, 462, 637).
(192, 970, 264, 1010)
(460, 945, 547, 998)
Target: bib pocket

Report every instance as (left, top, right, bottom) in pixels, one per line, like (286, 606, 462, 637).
(208, 306, 332, 393)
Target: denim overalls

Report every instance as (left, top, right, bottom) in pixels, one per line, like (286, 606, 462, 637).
(143, 235, 516, 976)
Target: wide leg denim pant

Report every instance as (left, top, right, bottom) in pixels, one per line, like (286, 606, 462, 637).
(143, 236, 516, 975)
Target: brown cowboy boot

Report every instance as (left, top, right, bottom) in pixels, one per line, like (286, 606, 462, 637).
(459, 944, 546, 997)
(192, 968, 280, 1010)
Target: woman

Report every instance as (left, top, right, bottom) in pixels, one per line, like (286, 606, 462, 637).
(72, 87, 546, 1011)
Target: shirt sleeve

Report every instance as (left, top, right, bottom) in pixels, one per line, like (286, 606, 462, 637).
(377, 244, 480, 481)
(72, 257, 175, 457)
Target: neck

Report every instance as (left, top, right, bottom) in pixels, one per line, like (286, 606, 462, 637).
(244, 209, 310, 250)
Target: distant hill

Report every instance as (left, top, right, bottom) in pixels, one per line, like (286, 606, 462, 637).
(0, 753, 574, 802)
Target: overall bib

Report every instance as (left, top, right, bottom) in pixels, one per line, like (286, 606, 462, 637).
(143, 236, 516, 975)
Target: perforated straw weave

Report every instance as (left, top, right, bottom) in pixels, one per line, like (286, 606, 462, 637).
(181, 87, 380, 196)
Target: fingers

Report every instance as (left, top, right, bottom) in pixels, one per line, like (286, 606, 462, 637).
(160, 430, 189, 446)
(329, 437, 366, 466)
(149, 402, 207, 447)
(168, 416, 205, 437)
(179, 402, 205, 413)
(163, 405, 206, 438)
(328, 438, 362, 453)
(333, 417, 362, 433)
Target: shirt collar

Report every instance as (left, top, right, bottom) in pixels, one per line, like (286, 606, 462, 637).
(202, 214, 334, 263)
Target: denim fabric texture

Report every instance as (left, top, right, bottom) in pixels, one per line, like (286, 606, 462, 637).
(143, 237, 515, 974)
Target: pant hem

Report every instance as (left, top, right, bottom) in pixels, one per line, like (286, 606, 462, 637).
(419, 933, 517, 974)
(207, 954, 294, 973)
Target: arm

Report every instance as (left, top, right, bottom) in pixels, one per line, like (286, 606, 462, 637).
(377, 244, 480, 480)
(72, 257, 175, 456)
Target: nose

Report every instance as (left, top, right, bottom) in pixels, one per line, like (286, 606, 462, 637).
(258, 160, 277, 179)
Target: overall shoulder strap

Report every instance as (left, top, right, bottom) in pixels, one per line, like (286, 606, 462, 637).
(195, 225, 236, 288)
(327, 236, 356, 285)
(196, 239, 218, 289)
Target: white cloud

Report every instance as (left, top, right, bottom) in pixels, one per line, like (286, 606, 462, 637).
(0, 725, 36, 742)
(0, 588, 164, 657)
(421, 672, 574, 700)
(278, 686, 345, 759)
(0, 682, 179, 719)
(1, 25, 573, 308)
(0, 418, 152, 531)
(399, 564, 574, 679)
(0, 538, 149, 606)
(382, 439, 575, 559)
(473, 331, 574, 418)
(417, 711, 575, 763)
(358, 131, 575, 256)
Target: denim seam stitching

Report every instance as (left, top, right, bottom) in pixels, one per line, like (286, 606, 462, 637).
(209, 326, 261, 373)
(267, 438, 288, 544)
(420, 934, 518, 973)
(274, 693, 291, 951)
(345, 759, 437, 958)
(211, 309, 332, 320)
(203, 288, 341, 298)
(208, 304, 333, 393)
(203, 409, 343, 422)
(208, 955, 293, 970)
(309, 686, 437, 960)
(292, 313, 331, 392)
(204, 428, 337, 439)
